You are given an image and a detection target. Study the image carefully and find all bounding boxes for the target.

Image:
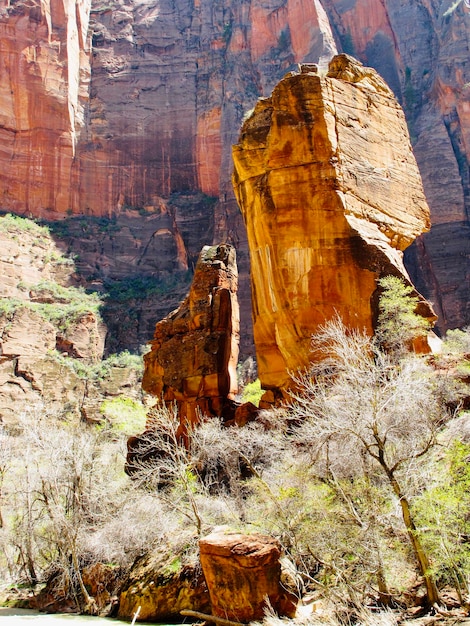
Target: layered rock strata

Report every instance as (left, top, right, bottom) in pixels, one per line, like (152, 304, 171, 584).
(1, 0, 469, 337)
(233, 55, 435, 393)
(0, 0, 92, 215)
(0, 216, 141, 425)
(323, 0, 470, 332)
(142, 243, 239, 428)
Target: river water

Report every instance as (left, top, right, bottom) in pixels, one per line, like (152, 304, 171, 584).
(0, 608, 165, 624)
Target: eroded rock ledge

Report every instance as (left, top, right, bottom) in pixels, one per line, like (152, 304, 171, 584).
(232, 54, 435, 395)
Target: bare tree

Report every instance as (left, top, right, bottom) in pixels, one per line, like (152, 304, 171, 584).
(0, 403, 169, 610)
(288, 317, 446, 607)
(126, 403, 206, 535)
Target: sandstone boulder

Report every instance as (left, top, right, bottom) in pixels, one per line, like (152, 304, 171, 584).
(232, 54, 435, 393)
(199, 530, 296, 622)
(118, 540, 210, 622)
(142, 244, 239, 429)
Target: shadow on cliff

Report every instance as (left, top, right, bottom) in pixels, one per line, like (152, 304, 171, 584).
(42, 214, 195, 356)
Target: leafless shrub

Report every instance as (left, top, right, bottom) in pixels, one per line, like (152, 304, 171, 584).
(286, 318, 449, 607)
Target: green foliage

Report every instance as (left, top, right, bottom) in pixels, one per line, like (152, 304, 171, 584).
(0, 213, 50, 239)
(100, 396, 147, 435)
(104, 273, 191, 303)
(43, 250, 74, 266)
(442, 327, 470, 355)
(0, 299, 23, 320)
(241, 378, 263, 407)
(404, 66, 415, 107)
(103, 350, 143, 371)
(31, 280, 99, 305)
(403, 66, 417, 139)
(286, 318, 446, 605)
(245, 455, 413, 603)
(0, 278, 102, 333)
(161, 555, 182, 577)
(3, 305, 469, 616)
(32, 283, 101, 331)
(413, 439, 470, 598)
(42, 215, 121, 238)
(376, 275, 430, 354)
(50, 349, 143, 381)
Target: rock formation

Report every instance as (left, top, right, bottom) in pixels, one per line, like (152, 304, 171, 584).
(0, 216, 142, 425)
(39, 200, 199, 355)
(233, 55, 435, 393)
(142, 243, 239, 428)
(0, 0, 469, 340)
(0, 0, 92, 215)
(118, 538, 210, 622)
(199, 530, 296, 622)
(323, 0, 470, 333)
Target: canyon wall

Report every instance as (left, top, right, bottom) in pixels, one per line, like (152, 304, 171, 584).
(322, 0, 470, 335)
(0, 0, 92, 215)
(0, 216, 142, 424)
(0, 0, 468, 338)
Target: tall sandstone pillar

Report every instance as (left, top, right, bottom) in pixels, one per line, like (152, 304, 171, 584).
(142, 244, 240, 428)
(233, 54, 435, 394)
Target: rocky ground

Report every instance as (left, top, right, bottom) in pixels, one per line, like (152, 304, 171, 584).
(0, 214, 146, 425)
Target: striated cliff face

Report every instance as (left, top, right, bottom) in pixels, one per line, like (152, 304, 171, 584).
(322, 0, 470, 334)
(0, 0, 92, 214)
(0, 0, 334, 219)
(0, 0, 468, 335)
(233, 56, 434, 392)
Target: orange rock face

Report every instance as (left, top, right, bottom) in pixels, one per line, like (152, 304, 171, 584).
(1, 0, 469, 335)
(142, 244, 239, 427)
(196, 107, 223, 197)
(199, 531, 295, 622)
(0, 0, 91, 216)
(233, 55, 433, 391)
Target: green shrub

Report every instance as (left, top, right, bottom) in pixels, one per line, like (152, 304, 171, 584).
(0, 299, 24, 320)
(104, 351, 144, 372)
(413, 439, 470, 601)
(100, 396, 147, 435)
(376, 275, 430, 355)
(104, 273, 191, 303)
(0, 281, 104, 332)
(241, 379, 263, 406)
(442, 327, 470, 355)
(49, 349, 143, 381)
(0, 213, 50, 239)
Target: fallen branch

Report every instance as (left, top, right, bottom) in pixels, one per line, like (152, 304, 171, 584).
(180, 609, 247, 626)
(131, 605, 141, 626)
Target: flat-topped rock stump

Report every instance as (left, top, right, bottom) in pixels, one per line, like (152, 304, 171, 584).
(199, 531, 296, 622)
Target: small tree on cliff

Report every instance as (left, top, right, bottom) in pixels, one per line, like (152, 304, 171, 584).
(288, 318, 445, 607)
(376, 275, 431, 357)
